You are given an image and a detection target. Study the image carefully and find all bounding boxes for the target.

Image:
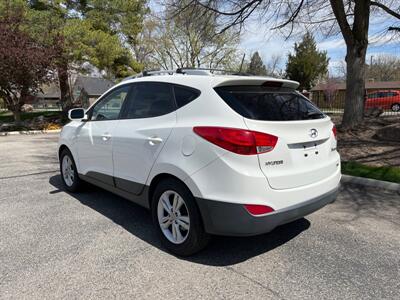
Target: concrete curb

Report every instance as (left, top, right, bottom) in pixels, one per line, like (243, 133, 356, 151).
(341, 174, 400, 193)
(0, 129, 61, 136)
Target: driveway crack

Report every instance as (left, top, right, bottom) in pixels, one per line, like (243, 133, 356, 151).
(225, 266, 285, 299)
(0, 170, 58, 180)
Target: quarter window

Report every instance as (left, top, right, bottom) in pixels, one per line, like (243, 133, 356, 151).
(123, 82, 175, 119)
(90, 85, 130, 121)
(173, 85, 200, 108)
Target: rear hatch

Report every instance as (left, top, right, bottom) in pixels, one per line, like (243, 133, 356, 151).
(214, 82, 339, 190)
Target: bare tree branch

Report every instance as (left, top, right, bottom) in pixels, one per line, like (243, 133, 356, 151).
(272, 0, 305, 29)
(329, 0, 353, 43)
(371, 1, 400, 19)
(194, 0, 262, 16)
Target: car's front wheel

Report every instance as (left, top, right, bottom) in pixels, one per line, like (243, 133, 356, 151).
(391, 103, 400, 112)
(60, 149, 82, 192)
(151, 178, 210, 256)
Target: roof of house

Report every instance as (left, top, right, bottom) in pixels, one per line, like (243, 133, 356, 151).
(73, 76, 114, 96)
(36, 76, 115, 99)
(36, 84, 61, 99)
(311, 81, 400, 91)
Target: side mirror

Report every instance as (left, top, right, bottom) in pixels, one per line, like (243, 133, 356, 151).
(68, 108, 87, 121)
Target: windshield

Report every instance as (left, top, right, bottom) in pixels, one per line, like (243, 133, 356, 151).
(215, 86, 325, 121)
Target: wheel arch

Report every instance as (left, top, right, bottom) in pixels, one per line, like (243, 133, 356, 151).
(58, 144, 70, 160)
(58, 144, 80, 173)
(148, 173, 184, 208)
(147, 172, 202, 209)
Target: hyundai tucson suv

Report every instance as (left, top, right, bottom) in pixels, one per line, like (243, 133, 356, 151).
(58, 69, 341, 256)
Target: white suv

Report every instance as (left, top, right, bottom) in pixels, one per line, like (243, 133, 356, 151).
(59, 69, 340, 256)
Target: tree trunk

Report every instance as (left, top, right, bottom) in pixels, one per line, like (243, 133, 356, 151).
(341, 43, 367, 129)
(13, 109, 21, 124)
(57, 60, 72, 114)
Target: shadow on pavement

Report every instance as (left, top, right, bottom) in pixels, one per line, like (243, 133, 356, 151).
(336, 183, 400, 225)
(49, 174, 310, 266)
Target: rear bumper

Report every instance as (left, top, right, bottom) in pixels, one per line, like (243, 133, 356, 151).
(196, 186, 339, 236)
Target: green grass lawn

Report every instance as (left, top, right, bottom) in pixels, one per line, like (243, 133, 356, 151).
(342, 161, 400, 184)
(0, 111, 61, 123)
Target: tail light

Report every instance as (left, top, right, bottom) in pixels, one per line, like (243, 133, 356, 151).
(193, 127, 278, 155)
(332, 125, 337, 140)
(244, 204, 275, 216)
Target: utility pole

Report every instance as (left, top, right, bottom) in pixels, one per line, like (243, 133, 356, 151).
(239, 53, 246, 73)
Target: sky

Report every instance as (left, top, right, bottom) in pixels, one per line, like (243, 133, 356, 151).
(150, 1, 400, 76)
(240, 15, 400, 76)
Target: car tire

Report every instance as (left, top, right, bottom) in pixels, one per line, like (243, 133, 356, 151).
(151, 178, 210, 256)
(59, 149, 82, 193)
(391, 103, 400, 112)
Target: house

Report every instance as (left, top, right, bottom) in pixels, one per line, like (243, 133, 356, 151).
(34, 84, 61, 108)
(311, 80, 400, 109)
(73, 76, 114, 107)
(33, 75, 114, 109)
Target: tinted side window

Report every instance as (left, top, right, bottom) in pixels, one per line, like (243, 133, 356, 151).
(173, 85, 200, 108)
(378, 92, 386, 98)
(90, 85, 130, 121)
(124, 82, 175, 119)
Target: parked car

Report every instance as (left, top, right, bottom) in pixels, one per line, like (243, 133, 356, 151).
(21, 104, 34, 112)
(365, 90, 400, 112)
(58, 69, 341, 256)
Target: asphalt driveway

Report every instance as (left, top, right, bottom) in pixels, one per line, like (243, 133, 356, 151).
(0, 134, 399, 299)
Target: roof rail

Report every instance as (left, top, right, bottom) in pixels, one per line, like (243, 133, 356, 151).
(143, 69, 175, 76)
(121, 68, 251, 81)
(121, 69, 175, 81)
(177, 67, 250, 76)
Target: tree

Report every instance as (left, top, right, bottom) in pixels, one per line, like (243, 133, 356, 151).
(0, 11, 56, 122)
(267, 54, 283, 77)
(286, 33, 329, 91)
(247, 52, 267, 75)
(367, 54, 400, 82)
(171, 0, 400, 129)
(134, 1, 240, 70)
(27, 0, 147, 111)
(323, 78, 340, 109)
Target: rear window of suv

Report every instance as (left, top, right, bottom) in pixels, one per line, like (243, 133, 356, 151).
(214, 86, 325, 121)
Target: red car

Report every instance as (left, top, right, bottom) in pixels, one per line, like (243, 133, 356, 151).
(365, 90, 400, 112)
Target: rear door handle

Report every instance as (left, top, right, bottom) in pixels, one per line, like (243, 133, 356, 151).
(147, 136, 163, 146)
(102, 133, 112, 141)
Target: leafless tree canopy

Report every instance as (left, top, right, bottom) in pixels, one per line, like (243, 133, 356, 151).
(133, 1, 241, 70)
(367, 54, 400, 81)
(167, 1, 399, 39)
(167, 0, 400, 129)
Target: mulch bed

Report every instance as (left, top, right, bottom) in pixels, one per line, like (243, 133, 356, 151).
(331, 115, 400, 167)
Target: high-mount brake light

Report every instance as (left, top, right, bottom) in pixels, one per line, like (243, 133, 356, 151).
(261, 81, 283, 88)
(193, 127, 278, 155)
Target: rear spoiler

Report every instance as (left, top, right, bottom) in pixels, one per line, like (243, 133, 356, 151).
(213, 78, 299, 90)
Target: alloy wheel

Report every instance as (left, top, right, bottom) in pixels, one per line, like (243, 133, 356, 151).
(62, 155, 75, 187)
(157, 190, 190, 244)
(392, 103, 400, 112)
